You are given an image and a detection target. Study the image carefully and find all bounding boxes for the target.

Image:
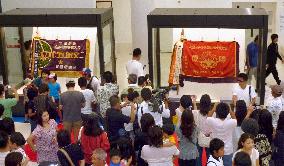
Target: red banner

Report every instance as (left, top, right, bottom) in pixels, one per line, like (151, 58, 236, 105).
(182, 41, 238, 82)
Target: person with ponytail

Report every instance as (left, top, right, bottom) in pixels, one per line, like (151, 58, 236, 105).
(174, 95, 193, 126)
(176, 109, 199, 166)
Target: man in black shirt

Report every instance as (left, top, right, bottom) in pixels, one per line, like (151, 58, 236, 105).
(266, 34, 284, 85)
(106, 95, 136, 143)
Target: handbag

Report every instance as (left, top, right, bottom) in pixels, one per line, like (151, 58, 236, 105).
(59, 148, 75, 166)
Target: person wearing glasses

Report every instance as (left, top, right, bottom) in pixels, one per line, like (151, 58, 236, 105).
(232, 73, 257, 106)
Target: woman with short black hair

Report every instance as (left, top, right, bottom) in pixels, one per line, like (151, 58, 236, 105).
(57, 129, 85, 166)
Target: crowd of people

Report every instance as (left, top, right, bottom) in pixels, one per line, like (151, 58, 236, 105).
(0, 47, 283, 166)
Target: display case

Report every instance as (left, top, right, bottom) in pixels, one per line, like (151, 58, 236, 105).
(0, 8, 115, 84)
(147, 8, 268, 104)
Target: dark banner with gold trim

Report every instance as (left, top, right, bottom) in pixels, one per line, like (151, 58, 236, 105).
(182, 41, 239, 83)
(28, 37, 90, 78)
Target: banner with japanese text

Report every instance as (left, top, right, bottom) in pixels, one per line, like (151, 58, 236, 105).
(182, 41, 239, 83)
(28, 37, 90, 78)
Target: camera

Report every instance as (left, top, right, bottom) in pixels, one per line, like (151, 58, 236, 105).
(147, 88, 170, 114)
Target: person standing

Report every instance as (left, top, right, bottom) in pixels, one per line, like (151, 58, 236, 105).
(0, 84, 19, 119)
(232, 73, 257, 107)
(27, 110, 59, 164)
(97, 71, 119, 117)
(266, 34, 284, 85)
(207, 102, 237, 166)
(78, 77, 96, 123)
(59, 79, 85, 142)
(126, 48, 145, 77)
(82, 68, 100, 97)
(246, 36, 259, 85)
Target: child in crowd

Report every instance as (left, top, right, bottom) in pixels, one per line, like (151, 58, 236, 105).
(110, 148, 132, 166)
(162, 123, 176, 144)
(9, 132, 27, 159)
(121, 94, 128, 103)
(0, 131, 10, 165)
(121, 90, 139, 142)
(48, 73, 62, 121)
(207, 138, 225, 166)
(233, 133, 259, 166)
(233, 151, 252, 166)
(5, 152, 29, 166)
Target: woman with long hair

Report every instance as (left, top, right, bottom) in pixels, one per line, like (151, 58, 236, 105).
(233, 100, 247, 152)
(141, 125, 179, 166)
(27, 110, 58, 163)
(258, 109, 273, 143)
(134, 113, 155, 166)
(174, 95, 192, 126)
(192, 94, 211, 165)
(80, 113, 110, 166)
(274, 111, 284, 166)
(176, 109, 198, 166)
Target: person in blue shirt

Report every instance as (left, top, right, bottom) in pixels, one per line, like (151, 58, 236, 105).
(246, 35, 259, 85)
(48, 73, 62, 121)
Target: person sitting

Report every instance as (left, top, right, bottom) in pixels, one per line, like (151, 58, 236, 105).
(57, 129, 85, 166)
(207, 138, 225, 166)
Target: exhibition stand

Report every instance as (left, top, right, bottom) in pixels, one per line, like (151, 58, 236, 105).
(147, 8, 268, 105)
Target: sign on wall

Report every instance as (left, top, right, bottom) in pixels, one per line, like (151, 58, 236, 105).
(28, 37, 90, 77)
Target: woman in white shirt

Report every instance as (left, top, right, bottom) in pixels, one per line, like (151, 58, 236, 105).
(192, 94, 211, 166)
(141, 125, 179, 166)
(174, 95, 193, 126)
(233, 133, 259, 166)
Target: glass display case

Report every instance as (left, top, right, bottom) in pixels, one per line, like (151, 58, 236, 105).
(0, 8, 115, 85)
(147, 8, 268, 104)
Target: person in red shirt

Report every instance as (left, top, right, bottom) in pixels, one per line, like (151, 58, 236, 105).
(80, 113, 110, 166)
